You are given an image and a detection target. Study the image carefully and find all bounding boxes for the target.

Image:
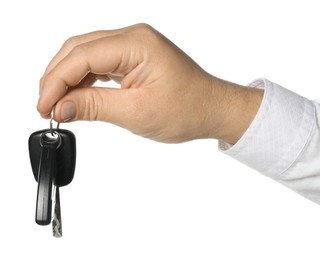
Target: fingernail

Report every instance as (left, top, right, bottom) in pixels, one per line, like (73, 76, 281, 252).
(40, 112, 51, 119)
(61, 101, 76, 122)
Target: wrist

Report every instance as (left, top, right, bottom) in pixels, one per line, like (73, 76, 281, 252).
(206, 77, 264, 144)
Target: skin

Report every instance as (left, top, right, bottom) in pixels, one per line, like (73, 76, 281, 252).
(37, 23, 263, 144)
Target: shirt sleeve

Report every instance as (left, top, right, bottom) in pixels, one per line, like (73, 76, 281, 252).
(219, 79, 320, 204)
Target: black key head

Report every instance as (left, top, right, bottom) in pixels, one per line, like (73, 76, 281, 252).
(29, 129, 76, 187)
(29, 129, 76, 225)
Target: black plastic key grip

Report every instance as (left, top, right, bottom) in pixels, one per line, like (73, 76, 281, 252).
(35, 132, 61, 225)
(29, 129, 76, 225)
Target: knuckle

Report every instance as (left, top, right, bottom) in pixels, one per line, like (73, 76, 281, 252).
(40, 73, 52, 87)
(134, 23, 154, 32)
(137, 23, 155, 36)
(62, 35, 81, 50)
(71, 43, 87, 57)
(83, 88, 104, 121)
(130, 23, 158, 40)
(41, 73, 57, 87)
(68, 43, 89, 70)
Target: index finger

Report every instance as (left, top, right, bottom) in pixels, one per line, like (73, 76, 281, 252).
(37, 33, 143, 117)
(42, 27, 134, 78)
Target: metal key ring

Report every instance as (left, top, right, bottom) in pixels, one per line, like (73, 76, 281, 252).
(50, 118, 60, 136)
(50, 107, 60, 136)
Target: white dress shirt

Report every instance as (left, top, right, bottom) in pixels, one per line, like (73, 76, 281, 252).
(219, 79, 320, 204)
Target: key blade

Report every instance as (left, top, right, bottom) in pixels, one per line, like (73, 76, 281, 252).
(52, 186, 63, 238)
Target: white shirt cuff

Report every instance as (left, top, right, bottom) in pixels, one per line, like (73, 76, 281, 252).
(219, 79, 315, 180)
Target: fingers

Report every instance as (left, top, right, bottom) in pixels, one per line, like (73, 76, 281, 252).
(42, 25, 135, 77)
(53, 87, 139, 128)
(37, 23, 224, 143)
(38, 32, 142, 117)
(38, 24, 153, 117)
(42, 31, 110, 77)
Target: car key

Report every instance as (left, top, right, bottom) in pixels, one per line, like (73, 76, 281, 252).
(52, 185, 62, 237)
(35, 130, 61, 225)
(29, 121, 76, 237)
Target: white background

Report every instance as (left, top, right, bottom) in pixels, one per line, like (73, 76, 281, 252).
(1, 0, 320, 259)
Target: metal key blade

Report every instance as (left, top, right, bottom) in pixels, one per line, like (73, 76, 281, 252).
(52, 186, 63, 238)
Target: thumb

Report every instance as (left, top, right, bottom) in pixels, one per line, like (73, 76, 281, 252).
(54, 87, 134, 126)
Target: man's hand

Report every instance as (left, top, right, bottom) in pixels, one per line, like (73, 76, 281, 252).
(38, 23, 263, 144)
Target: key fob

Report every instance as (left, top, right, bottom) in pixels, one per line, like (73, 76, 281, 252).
(29, 129, 76, 187)
(29, 129, 76, 225)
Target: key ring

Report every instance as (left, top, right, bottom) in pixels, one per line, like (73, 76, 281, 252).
(50, 119, 60, 135)
(50, 107, 60, 136)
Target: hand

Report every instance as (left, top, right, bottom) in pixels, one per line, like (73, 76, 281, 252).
(38, 23, 263, 144)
